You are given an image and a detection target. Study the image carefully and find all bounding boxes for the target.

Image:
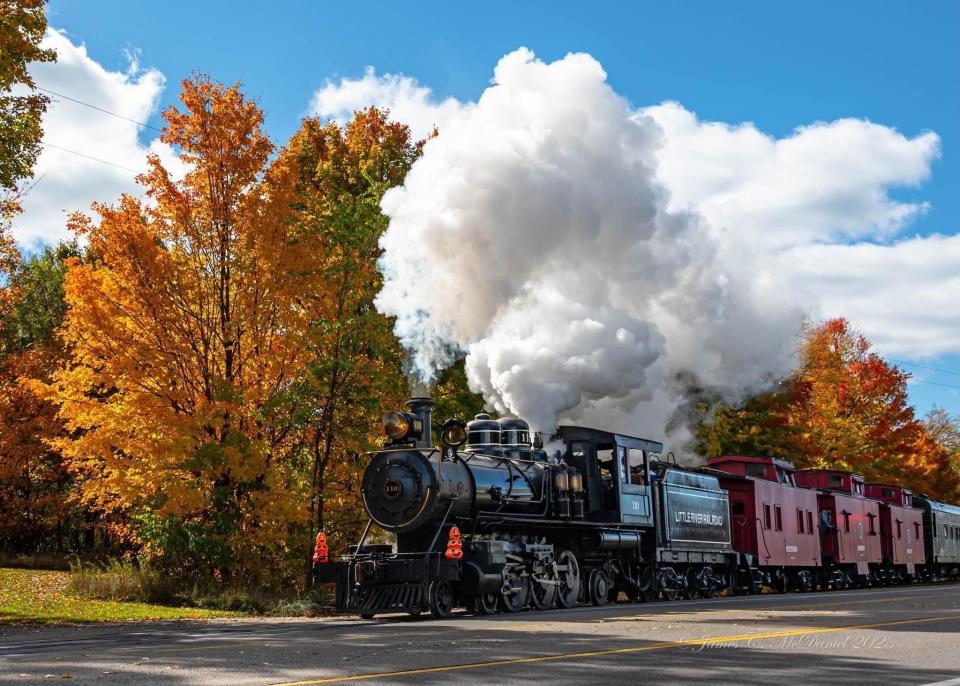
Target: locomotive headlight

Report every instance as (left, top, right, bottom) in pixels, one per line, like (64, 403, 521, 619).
(382, 411, 421, 441)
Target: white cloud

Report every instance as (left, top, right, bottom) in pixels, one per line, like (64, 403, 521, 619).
(13, 29, 176, 247)
(310, 59, 955, 367)
(782, 234, 960, 358)
(642, 102, 940, 250)
(310, 67, 466, 141)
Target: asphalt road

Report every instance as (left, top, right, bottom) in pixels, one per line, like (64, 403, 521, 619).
(2, 584, 960, 685)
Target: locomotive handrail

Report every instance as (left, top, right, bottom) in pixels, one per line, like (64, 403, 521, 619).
(426, 497, 457, 556)
(756, 516, 772, 561)
(347, 518, 374, 561)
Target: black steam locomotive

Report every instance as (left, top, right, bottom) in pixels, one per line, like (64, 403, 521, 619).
(313, 398, 738, 618)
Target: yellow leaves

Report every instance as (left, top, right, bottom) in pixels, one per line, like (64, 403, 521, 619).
(34, 75, 321, 567)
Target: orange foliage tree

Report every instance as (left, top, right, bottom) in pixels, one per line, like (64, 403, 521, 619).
(37, 76, 319, 579)
(697, 318, 959, 500)
(0, 230, 80, 552)
(282, 109, 417, 550)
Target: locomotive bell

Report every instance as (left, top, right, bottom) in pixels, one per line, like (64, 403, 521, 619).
(466, 413, 502, 455)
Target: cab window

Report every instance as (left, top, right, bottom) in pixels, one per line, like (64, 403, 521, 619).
(619, 447, 646, 486)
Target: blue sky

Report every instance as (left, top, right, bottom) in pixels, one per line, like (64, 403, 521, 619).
(39, 0, 960, 415)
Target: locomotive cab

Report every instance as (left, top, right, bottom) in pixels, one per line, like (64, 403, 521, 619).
(554, 426, 657, 526)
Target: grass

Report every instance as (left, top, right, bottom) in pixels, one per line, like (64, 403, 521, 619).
(65, 558, 335, 615)
(0, 567, 244, 624)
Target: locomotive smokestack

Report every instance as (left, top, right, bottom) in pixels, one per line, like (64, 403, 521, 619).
(405, 397, 435, 448)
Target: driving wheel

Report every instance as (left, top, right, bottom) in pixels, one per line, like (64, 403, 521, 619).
(555, 550, 581, 609)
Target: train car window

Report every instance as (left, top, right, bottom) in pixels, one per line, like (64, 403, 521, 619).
(828, 474, 844, 488)
(797, 509, 804, 533)
(945, 525, 949, 538)
(915, 522, 921, 540)
(745, 463, 767, 479)
(597, 447, 614, 488)
(904, 493, 912, 506)
(624, 448, 646, 486)
(807, 511, 814, 534)
(896, 521, 902, 539)
(854, 481, 864, 495)
(868, 514, 876, 535)
(843, 512, 851, 533)
(820, 510, 833, 530)
(774, 506, 782, 531)
(763, 504, 772, 529)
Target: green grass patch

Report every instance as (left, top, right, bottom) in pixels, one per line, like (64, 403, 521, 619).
(0, 567, 243, 624)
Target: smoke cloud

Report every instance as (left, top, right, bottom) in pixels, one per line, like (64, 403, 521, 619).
(374, 48, 804, 447)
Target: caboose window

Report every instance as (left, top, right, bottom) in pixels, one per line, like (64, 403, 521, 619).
(797, 509, 804, 533)
(868, 514, 876, 535)
(763, 504, 772, 529)
(915, 522, 921, 539)
(904, 493, 912, 506)
(828, 474, 844, 488)
(745, 463, 767, 479)
(774, 506, 782, 531)
(807, 511, 814, 534)
(843, 512, 851, 533)
(896, 521, 902, 539)
(854, 481, 864, 495)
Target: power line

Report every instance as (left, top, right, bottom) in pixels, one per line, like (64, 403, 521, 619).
(36, 85, 164, 133)
(891, 359, 960, 378)
(911, 379, 960, 390)
(40, 142, 144, 174)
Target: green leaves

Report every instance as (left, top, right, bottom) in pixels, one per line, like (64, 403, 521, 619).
(0, 0, 56, 195)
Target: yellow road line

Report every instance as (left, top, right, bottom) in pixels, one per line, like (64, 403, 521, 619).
(270, 613, 960, 685)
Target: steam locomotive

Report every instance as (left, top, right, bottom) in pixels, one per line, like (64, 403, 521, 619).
(312, 398, 960, 618)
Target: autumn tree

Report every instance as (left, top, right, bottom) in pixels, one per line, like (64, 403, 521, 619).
(0, 234, 82, 551)
(0, 0, 56, 213)
(39, 76, 317, 580)
(282, 108, 417, 550)
(696, 318, 959, 499)
(432, 358, 488, 435)
(924, 406, 960, 495)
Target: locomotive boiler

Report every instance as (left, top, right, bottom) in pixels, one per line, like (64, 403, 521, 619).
(361, 400, 549, 540)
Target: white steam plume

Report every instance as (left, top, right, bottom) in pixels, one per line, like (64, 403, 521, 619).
(376, 49, 804, 445)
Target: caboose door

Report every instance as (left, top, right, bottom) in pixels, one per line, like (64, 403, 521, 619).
(617, 445, 653, 525)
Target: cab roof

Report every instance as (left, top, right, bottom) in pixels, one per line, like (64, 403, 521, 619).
(555, 425, 663, 453)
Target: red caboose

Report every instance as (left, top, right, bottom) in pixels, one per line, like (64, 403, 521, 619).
(795, 469, 882, 586)
(708, 455, 820, 592)
(865, 483, 926, 581)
